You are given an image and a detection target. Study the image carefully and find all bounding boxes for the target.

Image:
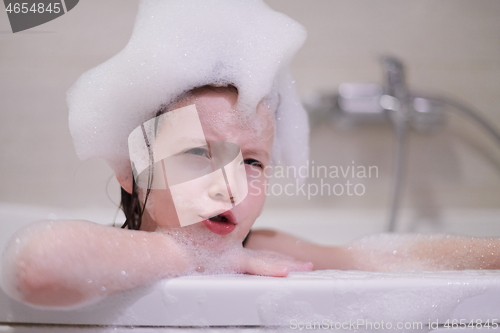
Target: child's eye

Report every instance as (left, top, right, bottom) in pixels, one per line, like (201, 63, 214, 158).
(244, 158, 263, 168)
(184, 147, 210, 159)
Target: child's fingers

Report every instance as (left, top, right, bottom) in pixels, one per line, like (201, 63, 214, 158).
(246, 260, 289, 277)
(272, 258, 313, 272)
(289, 260, 314, 272)
(242, 257, 289, 277)
(239, 251, 313, 277)
(256, 249, 295, 261)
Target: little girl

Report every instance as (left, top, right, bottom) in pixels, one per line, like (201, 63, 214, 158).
(1, 0, 499, 310)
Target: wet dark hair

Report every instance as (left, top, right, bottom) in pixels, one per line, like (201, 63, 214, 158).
(120, 133, 155, 230)
(120, 180, 146, 230)
(120, 84, 238, 230)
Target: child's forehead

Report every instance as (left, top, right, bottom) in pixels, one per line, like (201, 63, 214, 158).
(174, 89, 275, 134)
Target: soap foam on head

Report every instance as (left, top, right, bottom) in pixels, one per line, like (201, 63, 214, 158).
(68, 0, 309, 181)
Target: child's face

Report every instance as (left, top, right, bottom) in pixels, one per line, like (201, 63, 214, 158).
(136, 88, 274, 244)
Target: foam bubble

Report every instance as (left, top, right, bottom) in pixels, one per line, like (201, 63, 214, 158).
(68, 0, 308, 180)
(155, 226, 244, 276)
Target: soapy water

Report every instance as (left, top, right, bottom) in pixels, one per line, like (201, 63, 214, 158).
(156, 226, 243, 275)
(2, 224, 498, 328)
(68, 0, 309, 182)
(106, 269, 497, 331)
(255, 271, 493, 332)
(0, 221, 227, 311)
(156, 225, 306, 277)
(0, 219, 294, 310)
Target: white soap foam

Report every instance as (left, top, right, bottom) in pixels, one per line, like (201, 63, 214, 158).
(256, 270, 490, 330)
(156, 225, 252, 276)
(68, 0, 308, 181)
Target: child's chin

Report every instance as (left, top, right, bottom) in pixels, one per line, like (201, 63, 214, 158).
(156, 223, 243, 250)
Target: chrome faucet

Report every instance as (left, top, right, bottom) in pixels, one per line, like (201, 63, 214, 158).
(380, 56, 416, 232)
(306, 56, 500, 232)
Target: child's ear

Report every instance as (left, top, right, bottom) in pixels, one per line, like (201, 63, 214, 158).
(116, 174, 133, 194)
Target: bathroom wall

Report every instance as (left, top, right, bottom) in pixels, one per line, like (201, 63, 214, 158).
(1, 1, 499, 233)
(262, 0, 500, 233)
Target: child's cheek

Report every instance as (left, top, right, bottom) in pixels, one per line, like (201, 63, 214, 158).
(143, 188, 180, 229)
(246, 167, 268, 199)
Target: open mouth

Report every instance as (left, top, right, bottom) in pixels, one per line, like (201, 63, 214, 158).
(208, 214, 229, 223)
(202, 211, 236, 236)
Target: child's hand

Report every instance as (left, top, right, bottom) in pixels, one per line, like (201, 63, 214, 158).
(234, 248, 313, 277)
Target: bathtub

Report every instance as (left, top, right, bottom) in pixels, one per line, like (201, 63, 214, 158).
(1, 203, 499, 332)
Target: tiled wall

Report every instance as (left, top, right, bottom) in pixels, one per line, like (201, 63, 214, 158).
(265, 0, 500, 217)
(1, 1, 499, 221)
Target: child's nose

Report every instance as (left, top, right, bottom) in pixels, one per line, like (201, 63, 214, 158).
(219, 159, 247, 206)
(207, 171, 232, 203)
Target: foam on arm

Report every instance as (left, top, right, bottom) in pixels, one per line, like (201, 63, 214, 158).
(245, 230, 500, 272)
(346, 233, 500, 272)
(0, 220, 190, 309)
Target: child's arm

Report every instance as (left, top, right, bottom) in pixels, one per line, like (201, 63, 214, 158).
(245, 229, 500, 271)
(1, 221, 311, 308)
(244, 229, 356, 270)
(1, 220, 190, 308)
